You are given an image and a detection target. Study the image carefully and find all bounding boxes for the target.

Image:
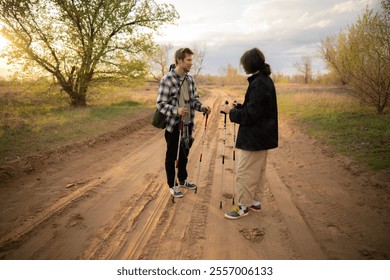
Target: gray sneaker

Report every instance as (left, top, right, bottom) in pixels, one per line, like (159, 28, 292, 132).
(179, 180, 197, 190)
(224, 205, 249, 220)
(170, 186, 183, 198)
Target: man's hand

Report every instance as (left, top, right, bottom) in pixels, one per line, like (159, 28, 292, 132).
(202, 105, 211, 115)
(178, 107, 188, 116)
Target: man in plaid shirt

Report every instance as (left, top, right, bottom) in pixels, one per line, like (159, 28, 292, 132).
(156, 48, 211, 198)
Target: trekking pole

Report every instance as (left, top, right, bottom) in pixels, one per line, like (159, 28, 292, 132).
(182, 100, 196, 193)
(173, 116, 183, 203)
(232, 121, 236, 205)
(232, 101, 238, 205)
(220, 100, 228, 209)
(196, 112, 209, 194)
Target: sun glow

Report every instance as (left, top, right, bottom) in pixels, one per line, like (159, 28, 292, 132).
(0, 35, 9, 50)
(0, 35, 11, 76)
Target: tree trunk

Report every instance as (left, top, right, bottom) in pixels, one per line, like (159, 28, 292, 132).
(69, 92, 87, 107)
(56, 69, 91, 107)
(58, 81, 88, 107)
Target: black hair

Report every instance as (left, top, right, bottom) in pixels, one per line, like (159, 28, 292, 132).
(240, 48, 271, 76)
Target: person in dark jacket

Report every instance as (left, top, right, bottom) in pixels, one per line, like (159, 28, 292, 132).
(220, 47, 278, 219)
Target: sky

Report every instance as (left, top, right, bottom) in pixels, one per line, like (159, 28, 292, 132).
(154, 0, 381, 75)
(0, 0, 381, 77)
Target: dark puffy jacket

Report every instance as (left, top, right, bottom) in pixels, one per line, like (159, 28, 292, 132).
(229, 72, 278, 151)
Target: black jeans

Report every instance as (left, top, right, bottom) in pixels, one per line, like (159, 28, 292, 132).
(164, 123, 193, 188)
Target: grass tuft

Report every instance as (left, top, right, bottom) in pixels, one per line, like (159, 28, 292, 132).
(277, 85, 389, 171)
(0, 84, 154, 162)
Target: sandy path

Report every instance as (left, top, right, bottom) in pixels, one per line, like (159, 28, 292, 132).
(0, 88, 389, 260)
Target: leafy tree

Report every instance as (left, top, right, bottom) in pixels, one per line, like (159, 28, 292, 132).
(219, 64, 246, 86)
(320, 0, 389, 114)
(0, 0, 178, 106)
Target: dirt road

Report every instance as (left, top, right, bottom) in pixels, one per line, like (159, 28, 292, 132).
(0, 88, 389, 260)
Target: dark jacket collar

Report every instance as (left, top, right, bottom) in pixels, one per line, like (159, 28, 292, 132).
(247, 72, 262, 82)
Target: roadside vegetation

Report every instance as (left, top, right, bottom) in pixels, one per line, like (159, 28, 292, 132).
(0, 80, 155, 162)
(224, 84, 389, 172)
(1, 81, 388, 173)
(277, 85, 389, 171)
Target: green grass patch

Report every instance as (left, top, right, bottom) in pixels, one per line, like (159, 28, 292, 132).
(0, 85, 149, 162)
(277, 85, 390, 171)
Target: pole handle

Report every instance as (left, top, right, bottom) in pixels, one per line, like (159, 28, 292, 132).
(220, 100, 229, 114)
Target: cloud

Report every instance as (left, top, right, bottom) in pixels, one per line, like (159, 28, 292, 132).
(331, 0, 376, 13)
(0, 0, 380, 77)
(332, 0, 358, 13)
(156, 0, 380, 75)
(130, 0, 386, 76)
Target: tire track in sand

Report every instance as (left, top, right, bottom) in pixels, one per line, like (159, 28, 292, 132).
(0, 128, 164, 255)
(129, 91, 223, 259)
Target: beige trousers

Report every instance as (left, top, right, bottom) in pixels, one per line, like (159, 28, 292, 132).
(236, 149, 268, 206)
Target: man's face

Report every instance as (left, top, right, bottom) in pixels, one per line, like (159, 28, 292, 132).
(178, 54, 193, 73)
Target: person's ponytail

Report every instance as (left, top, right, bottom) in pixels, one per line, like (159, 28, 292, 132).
(240, 48, 271, 76)
(262, 63, 271, 76)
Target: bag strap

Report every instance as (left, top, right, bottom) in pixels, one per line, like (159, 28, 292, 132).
(169, 64, 186, 94)
(178, 75, 186, 91)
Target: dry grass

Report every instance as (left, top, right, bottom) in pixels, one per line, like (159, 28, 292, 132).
(277, 84, 389, 171)
(1, 82, 388, 171)
(0, 81, 157, 162)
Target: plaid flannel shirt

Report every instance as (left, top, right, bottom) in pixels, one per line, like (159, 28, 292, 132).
(156, 70, 204, 133)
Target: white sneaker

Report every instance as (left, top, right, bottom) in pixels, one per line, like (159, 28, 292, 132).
(170, 186, 184, 198)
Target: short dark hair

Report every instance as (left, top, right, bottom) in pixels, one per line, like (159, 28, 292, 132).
(174, 48, 194, 64)
(240, 48, 271, 75)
